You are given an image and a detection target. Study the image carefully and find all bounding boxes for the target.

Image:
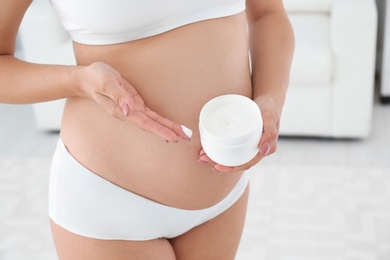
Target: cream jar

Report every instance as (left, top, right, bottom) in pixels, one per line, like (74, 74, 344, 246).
(199, 94, 263, 166)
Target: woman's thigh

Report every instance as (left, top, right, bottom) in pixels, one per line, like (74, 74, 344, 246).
(50, 220, 176, 260)
(169, 184, 250, 260)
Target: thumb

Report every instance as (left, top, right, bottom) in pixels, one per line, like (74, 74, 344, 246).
(258, 117, 279, 157)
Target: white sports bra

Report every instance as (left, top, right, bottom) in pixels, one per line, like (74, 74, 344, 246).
(49, 0, 246, 45)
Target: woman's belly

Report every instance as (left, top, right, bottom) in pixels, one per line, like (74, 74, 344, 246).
(60, 12, 252, 209)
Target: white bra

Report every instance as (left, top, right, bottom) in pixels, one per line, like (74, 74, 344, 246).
(49, 0, 246, 45)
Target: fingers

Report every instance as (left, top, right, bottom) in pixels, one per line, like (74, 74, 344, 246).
(196, 118, 276, 173)
(129, 111, 178, 142)
(146, 110, 193, 141)
(198, 149, 263, 173)
(93, 92, 127, 121)
(85, 63, 191, 142)
(197, 97, 281, 173)
(108, 79, 193, 142)
(84, 62, 135, 118)
(122, 107, 192, 143)
(99, 78, 134, 117)
(258, 109, 279, 157)
(197, 149, 215, 165)
(97, 94, 192, 142)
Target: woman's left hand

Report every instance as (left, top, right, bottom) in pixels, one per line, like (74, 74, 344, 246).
(197, 95, 281, 173)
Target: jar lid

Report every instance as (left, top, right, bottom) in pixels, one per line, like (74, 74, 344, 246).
(199, 94, 262, 146)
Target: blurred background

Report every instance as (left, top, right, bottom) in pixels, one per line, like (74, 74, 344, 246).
(1, 0, 390, 259)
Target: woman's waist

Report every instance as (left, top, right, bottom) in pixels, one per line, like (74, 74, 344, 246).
(60, 96, 246, 209)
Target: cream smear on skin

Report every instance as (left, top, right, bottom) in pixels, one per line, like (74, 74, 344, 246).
(181, 125, 193, 139)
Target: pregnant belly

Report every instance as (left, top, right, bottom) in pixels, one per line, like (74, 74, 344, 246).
(60, 12, 252, 209)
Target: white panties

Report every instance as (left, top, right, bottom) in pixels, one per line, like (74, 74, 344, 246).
(49, 138, 249, 241)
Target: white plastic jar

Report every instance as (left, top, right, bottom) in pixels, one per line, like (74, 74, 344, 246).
(199, 94, 263, 166)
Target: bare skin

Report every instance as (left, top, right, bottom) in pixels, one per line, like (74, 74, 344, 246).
(60, 12, 251, 209)
(50, 185, 249, 260)
(0, 0, 294, 258)
(50, 13, 253, 259)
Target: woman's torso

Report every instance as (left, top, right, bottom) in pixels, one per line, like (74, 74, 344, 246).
(60, 12, 252, 209)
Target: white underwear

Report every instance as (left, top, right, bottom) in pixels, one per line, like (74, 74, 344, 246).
(48, 138, 249, 241)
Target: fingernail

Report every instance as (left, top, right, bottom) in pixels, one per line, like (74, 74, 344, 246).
(260, 142, 271, 156)
(198, 154, 208, 162)
(212, 166, 221, 173)
(181, 125, 193, 140)
(197, 159, 208, 164)
(122, 103, 130, 117)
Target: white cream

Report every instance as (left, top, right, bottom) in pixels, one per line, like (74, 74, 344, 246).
(202, 103, 260, 138)
(199, 94, 263, 166)
(181, 125, 193, 139)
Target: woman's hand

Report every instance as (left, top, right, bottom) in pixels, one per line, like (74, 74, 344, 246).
(75, 62, 192, 143)
(197, 95, 281, 172)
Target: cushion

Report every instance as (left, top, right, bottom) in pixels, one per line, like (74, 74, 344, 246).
(283, 0, 331, 13)
(288, 14, 333, 86)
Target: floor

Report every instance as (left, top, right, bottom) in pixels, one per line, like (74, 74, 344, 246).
(0, 90, 389, 259)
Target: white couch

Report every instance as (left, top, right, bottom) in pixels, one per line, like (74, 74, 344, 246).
(280, 0, 377, 138)
(380, 0, 390, 103)
(18, 0, 378, 138)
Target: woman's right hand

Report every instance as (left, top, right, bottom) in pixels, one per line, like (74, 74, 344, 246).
(75, 62, 192, 143)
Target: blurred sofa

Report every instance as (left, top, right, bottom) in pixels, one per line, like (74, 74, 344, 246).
(280, 0, 377, 138)
(18, 0, 378, 138)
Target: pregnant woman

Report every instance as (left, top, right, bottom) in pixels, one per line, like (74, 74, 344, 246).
(0, 0, 294, 259)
